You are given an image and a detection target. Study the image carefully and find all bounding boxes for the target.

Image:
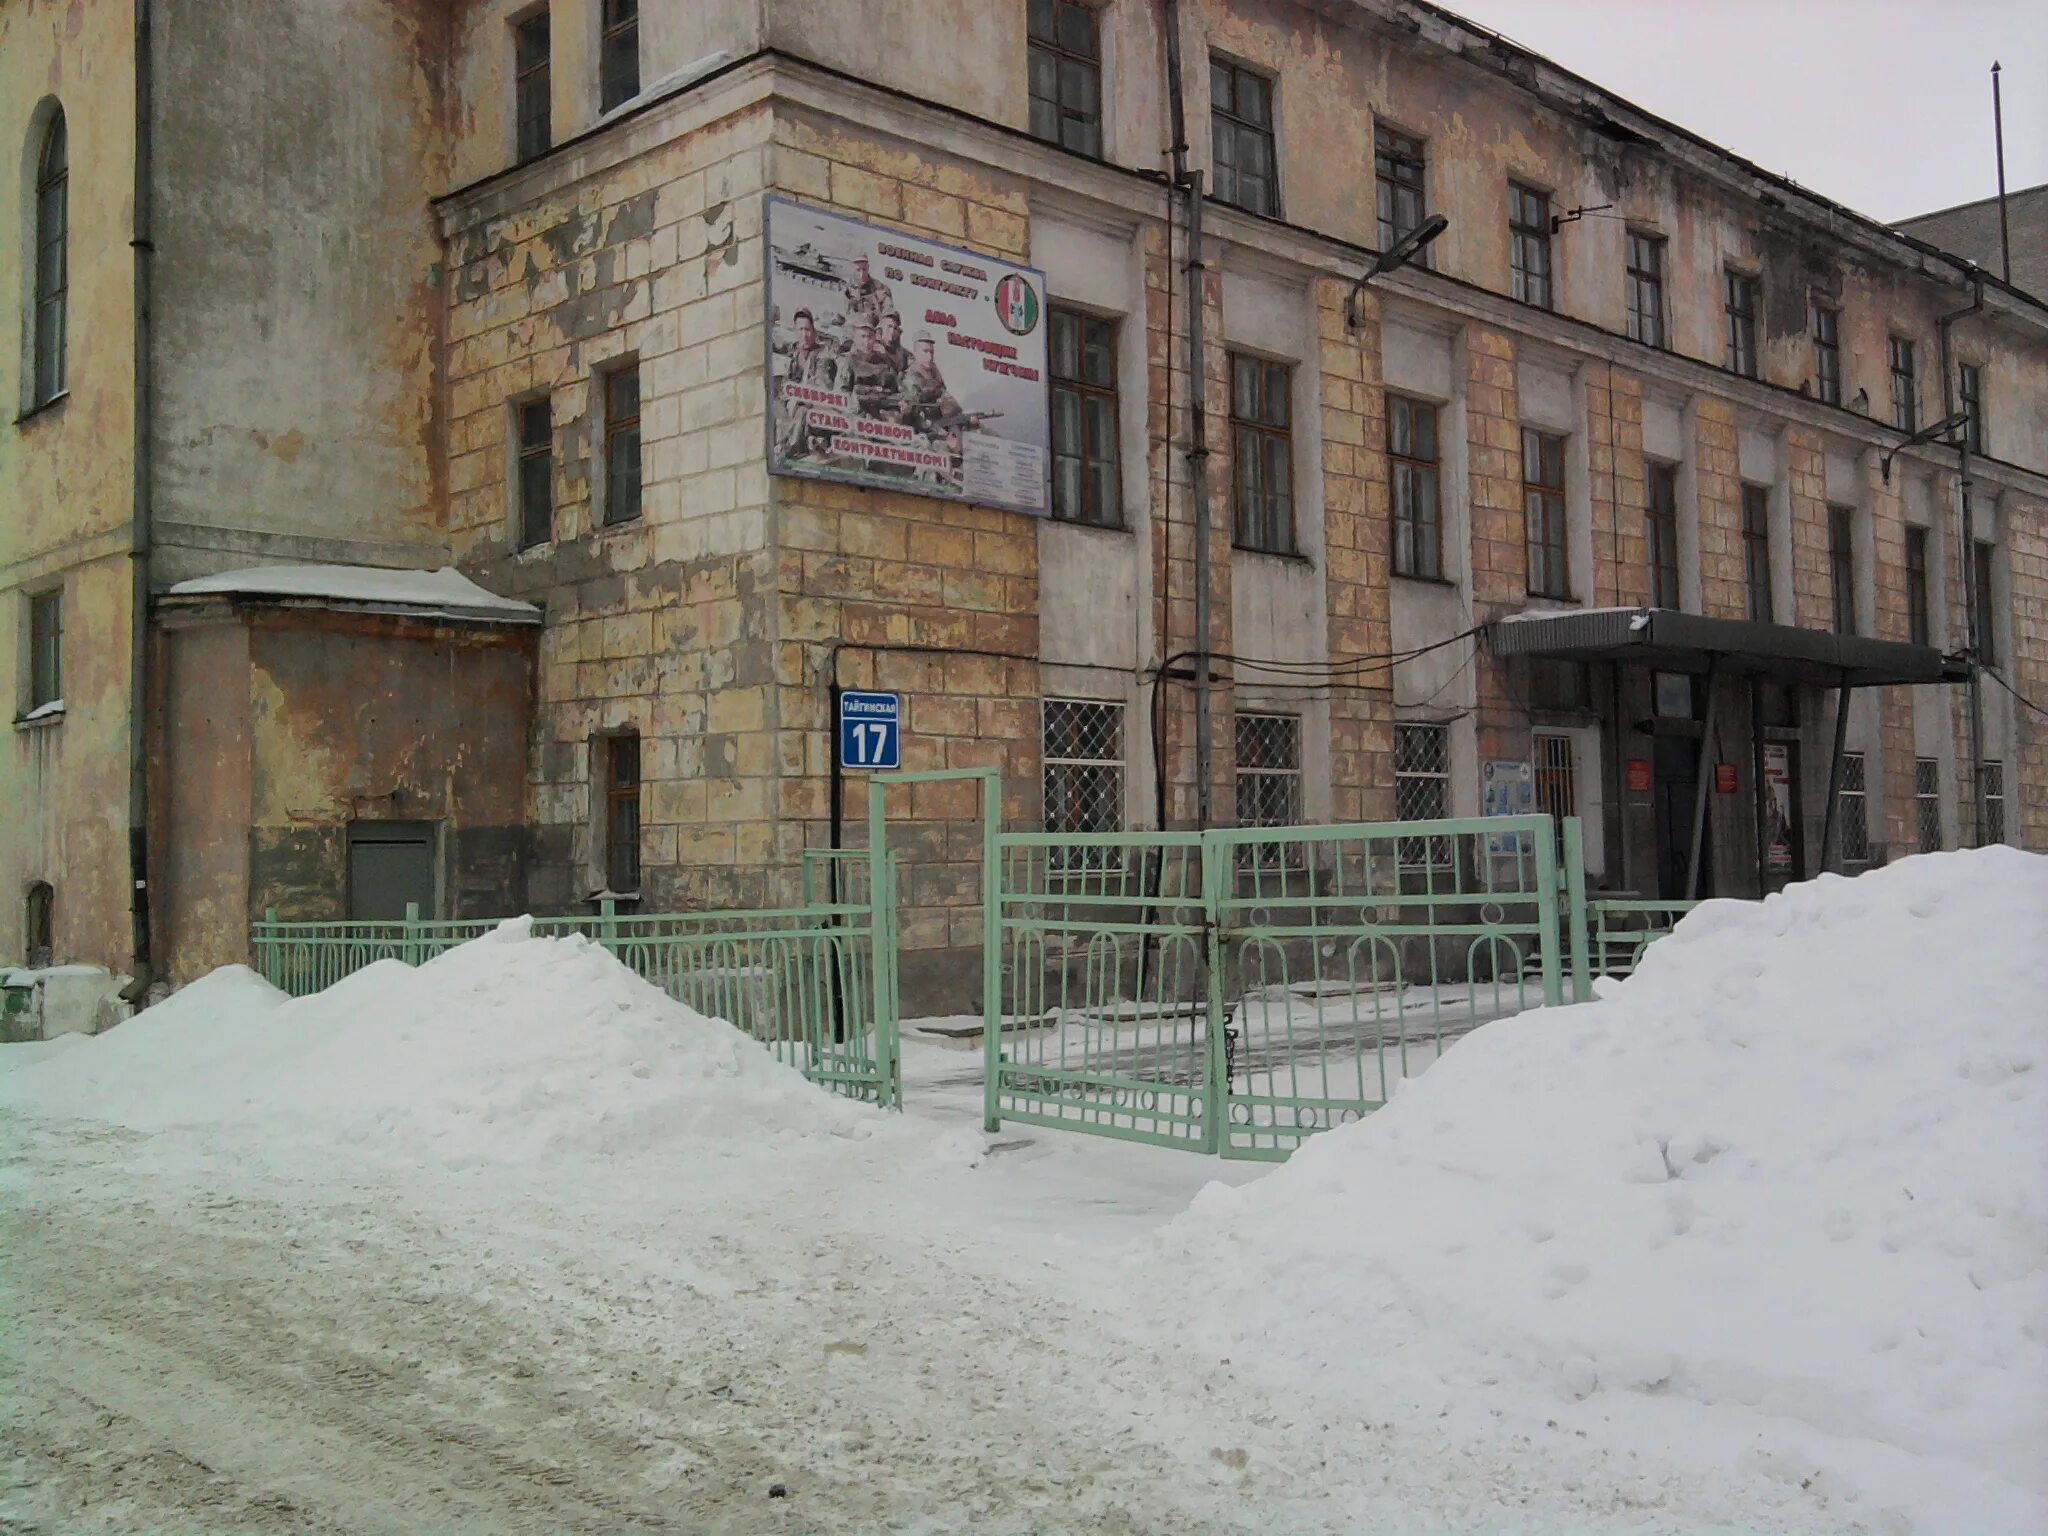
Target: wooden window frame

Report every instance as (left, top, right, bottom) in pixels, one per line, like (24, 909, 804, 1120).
(1625, 230, 1666, 349)
(1827, 504, 1857, 635)
(32, 110, 68, 407)
(1724, 268, 1759, 379)
(1521, 427, 1569, 599)
(27, 590, 62, 712)
(604, 731, 641, 895)
(1888, 336, 1917, 432)
(1026, 0, 1104, 159)
(1229, 352, 1295, 555)
(1904, 525, 1931, 647)
(1958, 361, 1985, 455)
(1374, 125, 1427, 255)
(1387, 394, 1441, 580)
(1971, 539, 1997, 666)
(516, 397, 553, 550)
(1645, 461, 1680, 609)
(599, 0, 640, 113)
(1508, 182, 1552, 310)
(1741, 483, 1774, 622)
(514, 8, 552, 163)
(1047, 306, 1122, 528)
(602, 362, 643, 526)
(1209, 56, 1278, 218)
(1811, 301, 1841, 405)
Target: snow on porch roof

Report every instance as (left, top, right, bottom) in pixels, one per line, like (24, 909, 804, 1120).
(164, 565, 541, 625)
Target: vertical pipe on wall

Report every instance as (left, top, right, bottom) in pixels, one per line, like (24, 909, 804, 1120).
(124, 0, 157, 1000)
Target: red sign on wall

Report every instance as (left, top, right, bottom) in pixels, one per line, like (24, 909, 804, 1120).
(1625, 758, 1652, 793)
(1715, 763, 1739, 794)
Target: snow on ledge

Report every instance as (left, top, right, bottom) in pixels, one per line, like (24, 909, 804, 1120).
(166, 565, 540, 624)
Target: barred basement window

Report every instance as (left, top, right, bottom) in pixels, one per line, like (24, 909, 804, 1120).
(1043, 698, 1123, 871)
(516, 397, 553, 549)
(1387, 394, 1440, 579)
(1230, 353, 1294, 554)
(599, 0, 640, 113)
(514, 8, 551, 162)
(1374, 126, 1427, 255)
(1533, 730, 1576, 857)
(603, 364, 642, 525)
(605, 732, 641, 894)
(1838, 751, 1869, 866)
(1027, 0, 1103, 158)
(1235, 713, 1303, 871)
(1625, 230, 1666, 348)
(1889, 336, 1917, 432)
(1210, 57, 1277, 217)
(1914, 758, 1942, 853)
(1905, 525, 1931, 646)
(1742, 484, 1773, 622)
(1724, 268, 1758, 379)
(1811, 301, 1841, 405)
(1983, 761, 2005, 845)
(1394, 722, 1452, 870)
(1508, 182, 1552, 310)
(1522, 427, 1568, 599)
(1645, 461, 1680, 609)
(1048, 307, 1121, 527)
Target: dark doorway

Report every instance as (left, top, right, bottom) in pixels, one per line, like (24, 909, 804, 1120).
(1652, 734, 1712, 900)
(346, 823, 437, 922)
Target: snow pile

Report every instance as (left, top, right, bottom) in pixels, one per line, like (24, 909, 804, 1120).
(0, 920, 925, 1169)
(1154, 848, 2048, 1534)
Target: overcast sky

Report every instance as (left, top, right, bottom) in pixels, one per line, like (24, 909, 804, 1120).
(1443, 0, 2047, 224)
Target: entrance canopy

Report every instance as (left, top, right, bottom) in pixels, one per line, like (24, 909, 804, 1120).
(1487, 607, 1967, 689)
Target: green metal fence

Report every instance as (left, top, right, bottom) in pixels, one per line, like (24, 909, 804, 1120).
(1585, 897, 1698, 982)
(252, 870, 900, 1106)
(985, 813, 1579, 1160)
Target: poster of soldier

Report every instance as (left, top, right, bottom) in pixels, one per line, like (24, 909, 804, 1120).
(765, 197, 1051, 516)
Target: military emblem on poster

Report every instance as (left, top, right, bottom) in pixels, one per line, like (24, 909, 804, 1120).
(764, 198, 1051, 516)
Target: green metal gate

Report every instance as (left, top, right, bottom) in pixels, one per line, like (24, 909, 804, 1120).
(984, 814, 1582, 1158)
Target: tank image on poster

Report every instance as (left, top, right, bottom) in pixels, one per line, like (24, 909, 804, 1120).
(764, 197, 1050, 516)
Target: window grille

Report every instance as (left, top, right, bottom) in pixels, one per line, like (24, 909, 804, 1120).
(1043, 699, 1124, 871)
(1533, 731, 1576, 858)
(1914, 758, 1942, 853)
(1838, 751, 1869, 865)
(1028, 0, 1103, 157)
(1983, 761, 2005, 845)
(1395, 722, 1452, 869)
(1236, 713, 1303, 871)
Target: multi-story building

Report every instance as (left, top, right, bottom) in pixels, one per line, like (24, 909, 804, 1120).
(4, 0, 2042, 1012)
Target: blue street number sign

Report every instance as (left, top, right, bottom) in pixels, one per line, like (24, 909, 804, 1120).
(838, 690, 901, 771)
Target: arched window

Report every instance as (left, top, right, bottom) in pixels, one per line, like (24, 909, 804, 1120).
(32, 109, 67, 406)
(25, 882, 53, 969)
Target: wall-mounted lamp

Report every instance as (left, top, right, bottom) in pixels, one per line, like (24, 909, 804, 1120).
(1347, 214, 1450, 328)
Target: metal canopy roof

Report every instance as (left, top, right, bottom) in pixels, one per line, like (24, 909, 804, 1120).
(1487, 607, 1968, 689)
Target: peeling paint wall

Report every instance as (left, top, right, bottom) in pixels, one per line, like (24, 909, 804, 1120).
(0, 0, 140, 972)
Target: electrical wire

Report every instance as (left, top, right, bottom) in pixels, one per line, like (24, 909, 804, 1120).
(1984, 664, 2048, 719)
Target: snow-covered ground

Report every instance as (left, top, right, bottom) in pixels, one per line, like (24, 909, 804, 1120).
(3, 851, 2043, 1533)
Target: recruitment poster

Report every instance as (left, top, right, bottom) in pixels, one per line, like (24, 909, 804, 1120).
(764, 197, 1051, 516)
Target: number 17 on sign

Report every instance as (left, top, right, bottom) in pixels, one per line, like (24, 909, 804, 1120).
(837, 691, 901, 771)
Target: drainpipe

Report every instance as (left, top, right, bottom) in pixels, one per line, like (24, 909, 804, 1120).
(1936, 269, 1987, 845)
(1161, 0, 1213, 828)
(122, 0, 156, 1002)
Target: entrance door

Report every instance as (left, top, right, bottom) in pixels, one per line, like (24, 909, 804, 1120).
(346, 822, 437, 921)
(1759, 740, 1803, 893)
(1652, 735, 1712, 900)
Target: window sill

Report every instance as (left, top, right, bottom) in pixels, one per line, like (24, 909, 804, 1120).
(1047, 515, 1130, 536)
(13, 391, 69, 428)
(1233, 543, 1314, 568)
(1393, 570, 1458, 589)
(15, 705, 64, 730)
(1524, 592, 1580, 606)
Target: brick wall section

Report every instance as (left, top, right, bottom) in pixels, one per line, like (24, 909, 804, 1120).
(1693, 399, 1745, 619)
(1865, 455, 1917, 852)
(2011, 498, 2048, 850)
(1589, 364, 1651, 610)
(1463, 324, 1525, 761)
(1785, 429, 1831, 631)
(1320, 279, 1394, 823)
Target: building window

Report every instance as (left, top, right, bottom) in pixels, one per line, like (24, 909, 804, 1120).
(1210, 57, 1277, 217)
(1236, 712, 1303, 870)
(1723, 268, 1758, 379)
(1914, 758, 1942, 853)
(1043, 698, 1123, 871)
(514, 8, 551, 163)
(32, 109, 68, 407)
(1374, 126, 1427, 255)
(1645, 461, 1680, 609)
(1838, 752, 1869, 865)
(1508, 182, 1553, 309)
(603, 364, 642, 525)
(1387, 394, 1440, 579)
(1828, 504, 1857, 635)
(1027, 0, 1102, 158)
(1394, 722, 1452, 869)
(1811, 301, 1841, 405)
(1625, 231, 1666, 348)
(1533, 730, 1577, 856)
(1905, 525, 1931, 646)
(599, 0, 639, 113)
(24, 882, 53, 968)
(605, 732, 641, 894)
(1972, 539, 1997, 666)
(1983, 761, 2005, 845)
(1958, 362, 1985, 455)
(28, 591, 62, 711)
(1742, 484, 1773, 622)
(1048, 307, 1120, 527)
(1889, 336, 1916, 431)
(1522, 427, 1569, 599)
(1230, 353, 1294, 554)
(516, 398, 553, 549)
(1528, 659, 1590, 713)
